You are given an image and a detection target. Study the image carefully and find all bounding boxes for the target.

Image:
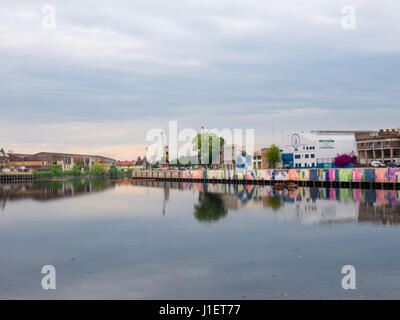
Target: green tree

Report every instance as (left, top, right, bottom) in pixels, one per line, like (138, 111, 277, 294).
(265, 144, 281, 168)
(266, 196, 282, 212)
(194, 192, 228, 223)
(192, 132, 225, 166)
(49, 164, 63, 177)
(151, 162, 160, 169)
(108, 165, 120, 178)
(84, 165, 90, 174)
(76, 160, 83, 170)
(90, 163, 106, 177)
(71, 164, 82, 176)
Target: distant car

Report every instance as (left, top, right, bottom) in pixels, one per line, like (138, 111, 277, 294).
(371, 160, 385, 168)
(387, 162, 400, 168)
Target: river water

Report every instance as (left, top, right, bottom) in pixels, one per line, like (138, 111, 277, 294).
(1, 179, 400, 299)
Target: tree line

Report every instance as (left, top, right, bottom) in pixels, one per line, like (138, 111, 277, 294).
(32, 162, 132, 179)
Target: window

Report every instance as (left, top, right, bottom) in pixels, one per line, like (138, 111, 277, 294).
(294, 148, 298, 152)
(305, 154, 309, 158)
(295, 155, 301, 159)
(312, 163, 314, 167)
(311, 154, 315, 158)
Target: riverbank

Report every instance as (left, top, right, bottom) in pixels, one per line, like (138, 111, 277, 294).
(132, 168, 400, 190)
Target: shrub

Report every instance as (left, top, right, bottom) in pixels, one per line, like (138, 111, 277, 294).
(334, 154, 357, 167)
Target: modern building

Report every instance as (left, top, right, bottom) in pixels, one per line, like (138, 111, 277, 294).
(356, 128, 400, 165)
(8, 152, 115, 171)
(281, 131, 358, 168)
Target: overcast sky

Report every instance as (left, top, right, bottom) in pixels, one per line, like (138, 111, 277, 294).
(1, 0, 399, 160)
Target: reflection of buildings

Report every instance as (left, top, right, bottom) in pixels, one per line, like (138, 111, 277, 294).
(0, 180, 111, 210)
(358, 202, 400, 225)
(162, 187, 169, 215)
(130, 180, 400, 225)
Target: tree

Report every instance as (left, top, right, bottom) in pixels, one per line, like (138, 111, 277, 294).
(108, 165, 120, 178)
(265, 144, 281, 168)
(266, 196, 282, 211)
(49, 164, 62, 177)
(334, 154, 357, 167)
(194, 192, 228, 223)
(90, 163, 106, 177)
(71, 164, 82, 176)
(75, 160, 83, 171)
(192, 132, 225, 166)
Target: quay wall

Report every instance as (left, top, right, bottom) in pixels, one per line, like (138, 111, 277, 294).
(0, 172, 33, 181)
(132, 168, 400, 189)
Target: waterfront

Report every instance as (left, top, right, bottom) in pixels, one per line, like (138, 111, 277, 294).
(1, 180, 400, 299)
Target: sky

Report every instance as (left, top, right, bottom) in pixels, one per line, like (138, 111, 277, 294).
(1, 0, 399, 160)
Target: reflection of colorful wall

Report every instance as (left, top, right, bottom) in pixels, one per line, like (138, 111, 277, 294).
(176, 183, 400, 207)
(179, 168, 400, 183)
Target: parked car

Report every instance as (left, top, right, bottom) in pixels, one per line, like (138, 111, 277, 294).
(371, 160, 386, 168)
(387, 162, 400, 168)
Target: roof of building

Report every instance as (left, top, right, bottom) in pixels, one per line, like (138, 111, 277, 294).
(115, 160, 135, 166)
(9, 151, 115, 162)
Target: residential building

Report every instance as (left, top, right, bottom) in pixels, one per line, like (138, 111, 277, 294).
(252, 148, 271, 169)
(115, 160, 136, 170)
(281, 130, 358, 168)
(261, 147, 270, 168)
(356, 128, 400, 164)
(135, 156, 147, 168)
(253, 150, 262, 169)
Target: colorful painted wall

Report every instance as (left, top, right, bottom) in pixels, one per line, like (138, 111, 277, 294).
(179, 168, 400, 183)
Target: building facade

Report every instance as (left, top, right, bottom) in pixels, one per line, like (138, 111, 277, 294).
(8, 152, 115, 171)
(0, 148, 9, 169)
(253, 150, 262, 169)
(356, 129, 400, 164)
(281, 131, 358, 168)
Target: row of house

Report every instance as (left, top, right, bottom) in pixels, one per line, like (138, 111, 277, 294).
(115, 157, 147, 170)
(252, 128, 400, 169)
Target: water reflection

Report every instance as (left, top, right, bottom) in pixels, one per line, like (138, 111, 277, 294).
(194, 192, 228, 223)
(1, 180, 400, 225)
(0, 179, 111, 210)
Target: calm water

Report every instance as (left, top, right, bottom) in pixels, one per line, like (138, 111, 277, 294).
(1, 179, 400, 299)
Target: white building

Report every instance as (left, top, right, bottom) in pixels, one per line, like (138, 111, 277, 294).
(282, 131, 357, 168)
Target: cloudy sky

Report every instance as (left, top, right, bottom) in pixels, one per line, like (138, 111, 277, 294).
(1, 0, 399, 160)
